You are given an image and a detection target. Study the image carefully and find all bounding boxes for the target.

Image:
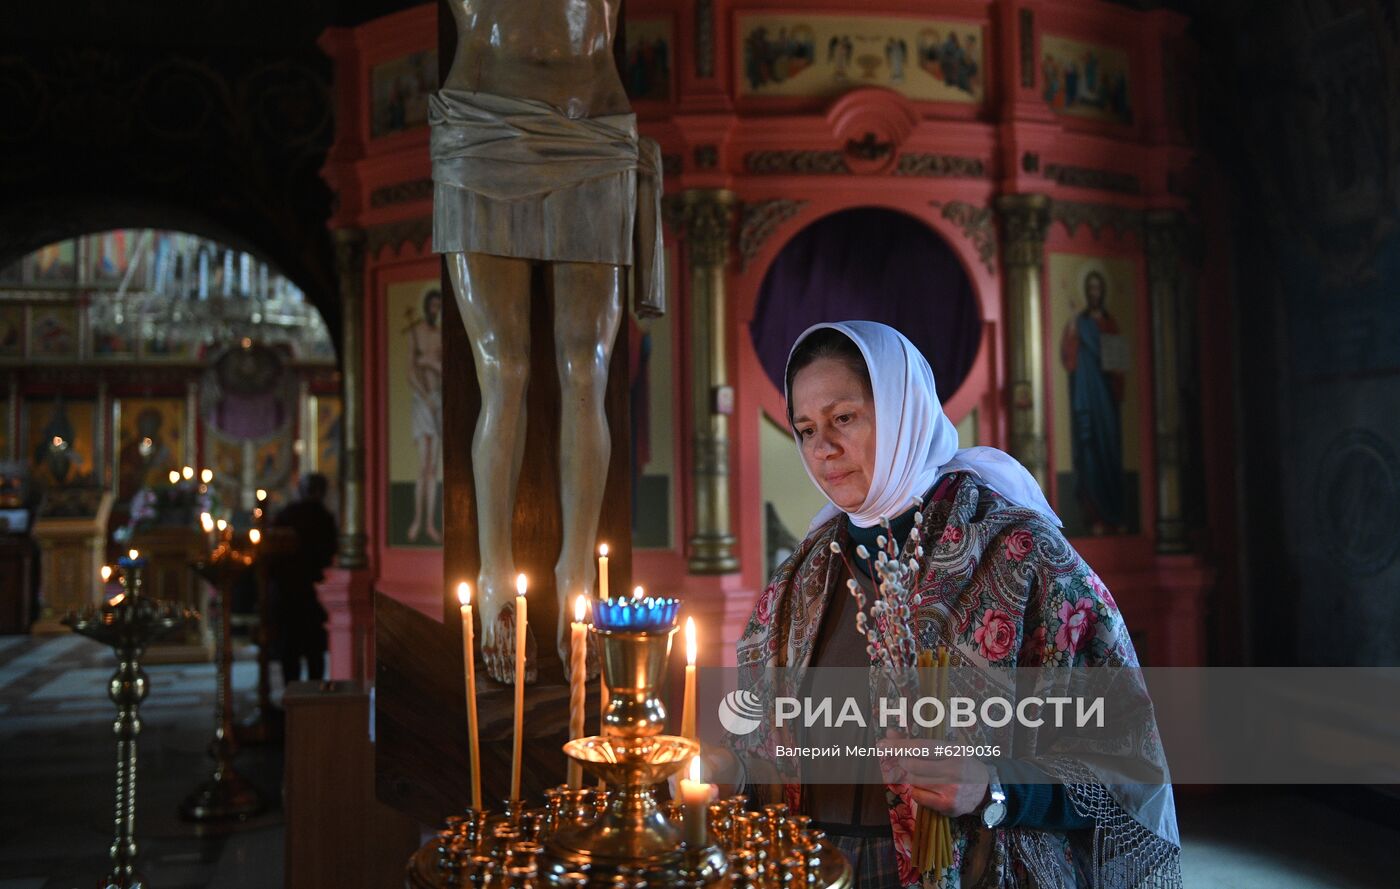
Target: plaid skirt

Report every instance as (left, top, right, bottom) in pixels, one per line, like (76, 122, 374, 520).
(829, 833, 902, 889)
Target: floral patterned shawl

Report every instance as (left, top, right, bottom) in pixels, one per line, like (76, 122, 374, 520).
(732, 473, 1182, 889)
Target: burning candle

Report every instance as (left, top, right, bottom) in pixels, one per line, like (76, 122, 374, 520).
(458, 582, 482, 810)
(678, 756, 714, 847)
(511, 573, 528, 802)
(682, 617, 697, 741)
(597, 544, 609, 601)
(568, 594, 587, 790)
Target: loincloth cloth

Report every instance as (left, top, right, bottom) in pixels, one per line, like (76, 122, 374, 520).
(429, 90, 663, 315)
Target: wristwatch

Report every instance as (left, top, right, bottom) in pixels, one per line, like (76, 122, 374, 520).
(980, 766, 1007, 829)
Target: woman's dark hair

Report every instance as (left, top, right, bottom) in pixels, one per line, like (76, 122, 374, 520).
(784, 328, 872, 427)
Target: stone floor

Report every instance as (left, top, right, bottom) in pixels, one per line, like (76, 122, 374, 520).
(0, 633, 284, 889)
(1, 634, 1397, 888)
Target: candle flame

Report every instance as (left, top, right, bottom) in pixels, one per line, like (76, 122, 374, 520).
(182, 466, 194, 480)
(256, 488, 268, 501)
(516, 573, 527, 597)
(201, 468, 213, 483)
(168, 470, 180, 484)
(217, 519, 228, 531)
(109, 593, 125, 607)
(248, 528, 261, 545)
(100, 565, 112, 582)
(632, 585, 644, 600)
(689, 755, 701, 783)
(686, 616, 697, 665)
(598, 543, 608, 557)
(456, 582, 471, 606)
(201, 512, 214, 532)
(574, 594, 587, 622)
(128, 548, 139, 560)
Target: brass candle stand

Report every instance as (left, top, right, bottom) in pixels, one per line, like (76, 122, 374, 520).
(238, 526, 294, 745)
(407, 603, 852, 888)
(65, 559, 196, 889)
(179, 532, 265, 822)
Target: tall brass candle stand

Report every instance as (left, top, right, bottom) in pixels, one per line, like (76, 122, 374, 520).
(180, 531, 265, 822)
(238, 527, 292, 744)
(65, 558, 196, 889)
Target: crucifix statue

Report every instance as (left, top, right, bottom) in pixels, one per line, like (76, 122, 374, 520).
(431, 0, 664, 685)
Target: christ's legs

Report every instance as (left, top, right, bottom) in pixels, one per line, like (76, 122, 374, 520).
(448, 251, 536, 684)
(426, 429, 442, 542)
(410, 432, 433, 541)
(551, 261, 623, 680)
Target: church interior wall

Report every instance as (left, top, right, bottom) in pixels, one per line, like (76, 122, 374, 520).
(310, 0, 1216, 675)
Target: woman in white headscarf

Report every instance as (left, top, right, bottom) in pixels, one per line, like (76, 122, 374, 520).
(721, 322, 1181, 889)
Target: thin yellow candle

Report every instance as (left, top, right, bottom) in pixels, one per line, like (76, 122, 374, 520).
(682, 617, 698, 740)
(678, 755, 714, 847)
(568, 594, 587, 789)
(511, 573, 527, 802)
(597, 544, 610, 601)
(597, 544, 611, 750)
(458, 582, 482, 810)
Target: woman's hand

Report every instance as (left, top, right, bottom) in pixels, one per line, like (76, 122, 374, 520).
(884, 745, 990, 817)
(906, 757, 989, 816)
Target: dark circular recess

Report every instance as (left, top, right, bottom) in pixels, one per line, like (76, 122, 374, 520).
(749, 206, 982, 403)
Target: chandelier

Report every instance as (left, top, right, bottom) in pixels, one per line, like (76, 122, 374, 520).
(80, 229, 332, 356)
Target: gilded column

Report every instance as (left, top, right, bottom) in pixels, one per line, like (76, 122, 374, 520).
(682, 189, 740, 574)
(334, 227, 368, 568)
(1146, 210, 1198, 553)
(994, 194, 1052, 490)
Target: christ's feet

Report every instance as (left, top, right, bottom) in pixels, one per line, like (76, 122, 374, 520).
(478, 576, 537, 685)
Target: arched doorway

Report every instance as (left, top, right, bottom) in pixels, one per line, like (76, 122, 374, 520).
(1, 227, 337, 535)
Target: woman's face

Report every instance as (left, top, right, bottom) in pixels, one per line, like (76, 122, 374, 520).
(790, 357, 877, 512)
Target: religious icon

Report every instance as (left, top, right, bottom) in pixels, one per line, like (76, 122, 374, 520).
(30, 306, 79, 358)
(405, 288, 443, 544)
(1041, 34, 1133, 125)
(28, 398, 95, 488)
(739, 15, 983, 103)
(371, 50, 437, 137)
(386, 279, 443, 549)
(117, 400, 184, 499)
(623, 18, 673, 102)
(0, 305, 23, 358)
(1051, 255, 1140, 536)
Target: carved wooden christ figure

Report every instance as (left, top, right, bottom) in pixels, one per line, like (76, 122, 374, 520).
(431, 0, 664, 684)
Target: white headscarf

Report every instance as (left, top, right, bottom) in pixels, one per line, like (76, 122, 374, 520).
(786, 320, 1061, 530)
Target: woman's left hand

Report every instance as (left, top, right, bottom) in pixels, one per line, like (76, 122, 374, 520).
(893, 751, 990, 817)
